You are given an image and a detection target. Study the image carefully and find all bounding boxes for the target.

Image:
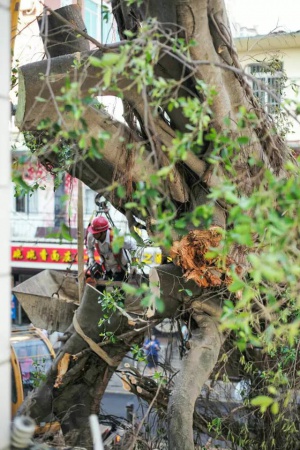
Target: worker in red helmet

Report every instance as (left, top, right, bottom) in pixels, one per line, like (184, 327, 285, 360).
(86, 216, 137, 282)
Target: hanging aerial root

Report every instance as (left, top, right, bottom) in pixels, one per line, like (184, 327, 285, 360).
(170, 228, 243, 287)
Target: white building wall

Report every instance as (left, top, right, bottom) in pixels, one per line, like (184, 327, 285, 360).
(0, 0, 12, 446)
(12, 0, 44, 65)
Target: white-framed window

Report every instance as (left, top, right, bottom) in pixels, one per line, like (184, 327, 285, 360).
(84, 0, 113, 44)
(247, 62, 284, 114)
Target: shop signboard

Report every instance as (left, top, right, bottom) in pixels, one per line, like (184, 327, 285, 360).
(11, 244, 162, 271)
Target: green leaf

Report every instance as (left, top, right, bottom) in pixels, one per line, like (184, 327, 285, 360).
(228, 277, 245, 293)
(61, 223, 73, 241)
(237, 136, 249, 145)
(184, 289, 193, 297)
(156, 166, 172, 177)
(205, 250, 219, 260)
(117, 185, 126, 199)
(124, 30, 135, 38)
(89, 56, 102, 67)
(251, 395, 273, 412)
(174, 218, 187, 229)
(155, 297, 165, 313)
(101, 53, 120, 66)
(125, 202, 138, 209)
(78, 137, 86, 149)
(121, 283, 137, 295)
(35, 96, 47, 102)
(270, 401, 279, 415)
(268, 386, 277, 395)
(103, 68, 112, 87)
(111, 235, 124, 253)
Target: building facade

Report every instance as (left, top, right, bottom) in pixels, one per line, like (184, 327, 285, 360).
(236, 32, 300, 153)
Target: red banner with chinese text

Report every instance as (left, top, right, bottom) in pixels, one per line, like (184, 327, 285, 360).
(11, 245, 162, 267)
(11, 246, 91, 265)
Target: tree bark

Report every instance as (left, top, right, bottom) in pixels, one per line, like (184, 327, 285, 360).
(168, 314, 222, 450)
(149, 264, 224, 319)
(38, 4, 90, 57)
(19, 283, 145, 446)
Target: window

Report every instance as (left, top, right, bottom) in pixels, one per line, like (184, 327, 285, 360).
(84, 0, 113, 44)
(15, 191, 38, 214)
(15, 196, 26, 213)
(247, 62, 284, 114)
(85, 188, 97, 214)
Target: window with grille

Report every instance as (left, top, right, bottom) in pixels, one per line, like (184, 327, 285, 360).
(247, 62, 283, 114)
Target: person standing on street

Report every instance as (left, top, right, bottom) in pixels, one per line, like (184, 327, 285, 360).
(143, 334, 161, 375)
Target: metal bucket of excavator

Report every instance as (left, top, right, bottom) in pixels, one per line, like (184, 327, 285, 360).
(12, 270, 79, 333)
(12, 270, 144, 333)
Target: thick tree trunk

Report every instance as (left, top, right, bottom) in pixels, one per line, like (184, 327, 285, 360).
(168, 314, 222, 450)
(149, 264, 224, 448)
(19, 283, 145, 446)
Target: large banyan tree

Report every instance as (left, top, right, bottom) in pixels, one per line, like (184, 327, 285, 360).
(15, 1, 300, 449)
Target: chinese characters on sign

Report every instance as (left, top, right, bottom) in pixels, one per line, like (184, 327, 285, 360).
(11, 246, 82, 264)
(11, 246, 162, 266)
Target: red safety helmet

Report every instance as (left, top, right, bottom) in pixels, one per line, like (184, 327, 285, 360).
(88, 216, 110, 235)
